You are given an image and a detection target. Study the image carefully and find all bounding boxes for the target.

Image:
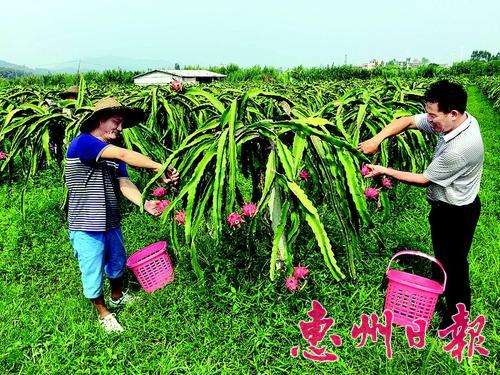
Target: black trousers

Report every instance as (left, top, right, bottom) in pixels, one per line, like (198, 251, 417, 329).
(429, 196, 481, 323)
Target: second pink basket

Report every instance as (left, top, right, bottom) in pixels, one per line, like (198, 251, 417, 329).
(384, 250, 447, 330)
(126, 241, 174, 293)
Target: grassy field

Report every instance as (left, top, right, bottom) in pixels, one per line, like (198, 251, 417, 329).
(0, 86, 498, 374)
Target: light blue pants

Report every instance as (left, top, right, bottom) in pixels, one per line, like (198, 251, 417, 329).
(69, 227, 126, 299)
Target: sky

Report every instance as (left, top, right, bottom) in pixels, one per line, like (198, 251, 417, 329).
(1, 0, 499, 69)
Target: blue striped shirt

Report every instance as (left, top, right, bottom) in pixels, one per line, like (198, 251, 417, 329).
(65, 133, 128, 231)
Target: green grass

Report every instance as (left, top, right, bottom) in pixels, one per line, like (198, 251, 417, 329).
(0, 87, 498, 374)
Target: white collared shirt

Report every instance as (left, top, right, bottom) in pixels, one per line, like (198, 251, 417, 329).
(413, 112, 484, 206)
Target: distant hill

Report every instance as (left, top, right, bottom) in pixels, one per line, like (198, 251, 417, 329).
(0, 59, 50, 78)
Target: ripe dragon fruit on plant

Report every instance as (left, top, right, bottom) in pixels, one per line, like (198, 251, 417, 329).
(174, 210, 186, 225)
(0, 151, 6, 160)
(152, 186, 167, 198)
(170, 80, 183, 93)
(381, 177, 393, 189)
(299, 169, 309, 181)
(227, 212, 244, 228)
(293, 264, 309, 279)
(364, 187, 379, 201)
(241, 203, 258, 218)
(285, 276, 299, 292)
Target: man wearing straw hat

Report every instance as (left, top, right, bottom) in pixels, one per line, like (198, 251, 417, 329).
(358, 80, 484, 331)
(65, 96, 179, 333)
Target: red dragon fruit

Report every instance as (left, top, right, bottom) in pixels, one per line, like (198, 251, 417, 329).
(170, 80, 183, 93)
(156, 200, 170, 213)
(227, 212, 244, 227)
(285, 276, 299, 292)
(0, 151, 6, 160)
(364, 187, 379, 200)
(174, 210, 186, 225)
(241, 203, 258, 218)
(299, 169, 309, 181)
(360, 164, 371, 176)
(152, 187, 167, 198)
(381, 177, 393, 189)
(293, 264, 309, 279)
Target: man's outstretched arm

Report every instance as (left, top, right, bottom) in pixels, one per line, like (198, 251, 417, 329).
(357, 116, 418, 155)
(364, 164, 430, 187)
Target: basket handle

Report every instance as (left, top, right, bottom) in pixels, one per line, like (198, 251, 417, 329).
(386, 250, 447, 291)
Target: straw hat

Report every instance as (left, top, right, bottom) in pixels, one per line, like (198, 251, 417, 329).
(59, 85, 79, 99)
(80, 97, 145, 133)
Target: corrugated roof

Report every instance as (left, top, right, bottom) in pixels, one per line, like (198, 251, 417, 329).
(133, 69, 226, 79)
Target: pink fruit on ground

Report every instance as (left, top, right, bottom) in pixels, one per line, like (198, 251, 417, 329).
(170, 80, 183, 92)
(241, 203, 258, 218)
(156, 200, 170, 212)
(361, 164, 371, 176)
(293, 264, 309, 279)
(285, 276, 299, 291)
(299, 169, 309, 181)
(174, 210, 186, 225)
(227, 212, 244, 227)
(0, 151, 6, 160)
(381, 177, 393, 189)
(152, 187, 167, 197)
(364, 187, 379, 200)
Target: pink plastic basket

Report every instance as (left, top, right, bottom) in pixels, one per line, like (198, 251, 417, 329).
(384, 250, 447, 330)
(126, 241, 174, 293)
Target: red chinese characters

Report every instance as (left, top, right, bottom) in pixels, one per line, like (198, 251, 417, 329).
(290, 300, 342, 362)
(351, 309, 394, 359)
(404, 318, 427, 350)
(437, 303, 489, 363)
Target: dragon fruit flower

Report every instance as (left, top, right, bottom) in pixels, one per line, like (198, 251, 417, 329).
(227, 212, 244, 227)
(293, 264, 309, 279)
(152, 187, 167, 197)
(241, 203, 258, 218)
(285, 276, 299, 292)
(299, 169, 309, 181)
(364, 187, 379, 201)
(156, 200, 170, 213)
(174, 210, 186, 225)
(381, 177, 393, 189)
(0, 151, 7, 160)
(361, 164, 371, 176)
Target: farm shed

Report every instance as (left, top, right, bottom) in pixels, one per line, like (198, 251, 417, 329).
(133, 69, 226, 86)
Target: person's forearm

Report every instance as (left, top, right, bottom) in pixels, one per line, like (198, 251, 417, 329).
(121, 149, 162, 171)
(373, 117, 413, 143)
(120, 179, 144, 207)
(383, 167, 430, 187)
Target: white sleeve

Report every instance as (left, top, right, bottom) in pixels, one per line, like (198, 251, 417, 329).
(413, 113, 435, 134)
